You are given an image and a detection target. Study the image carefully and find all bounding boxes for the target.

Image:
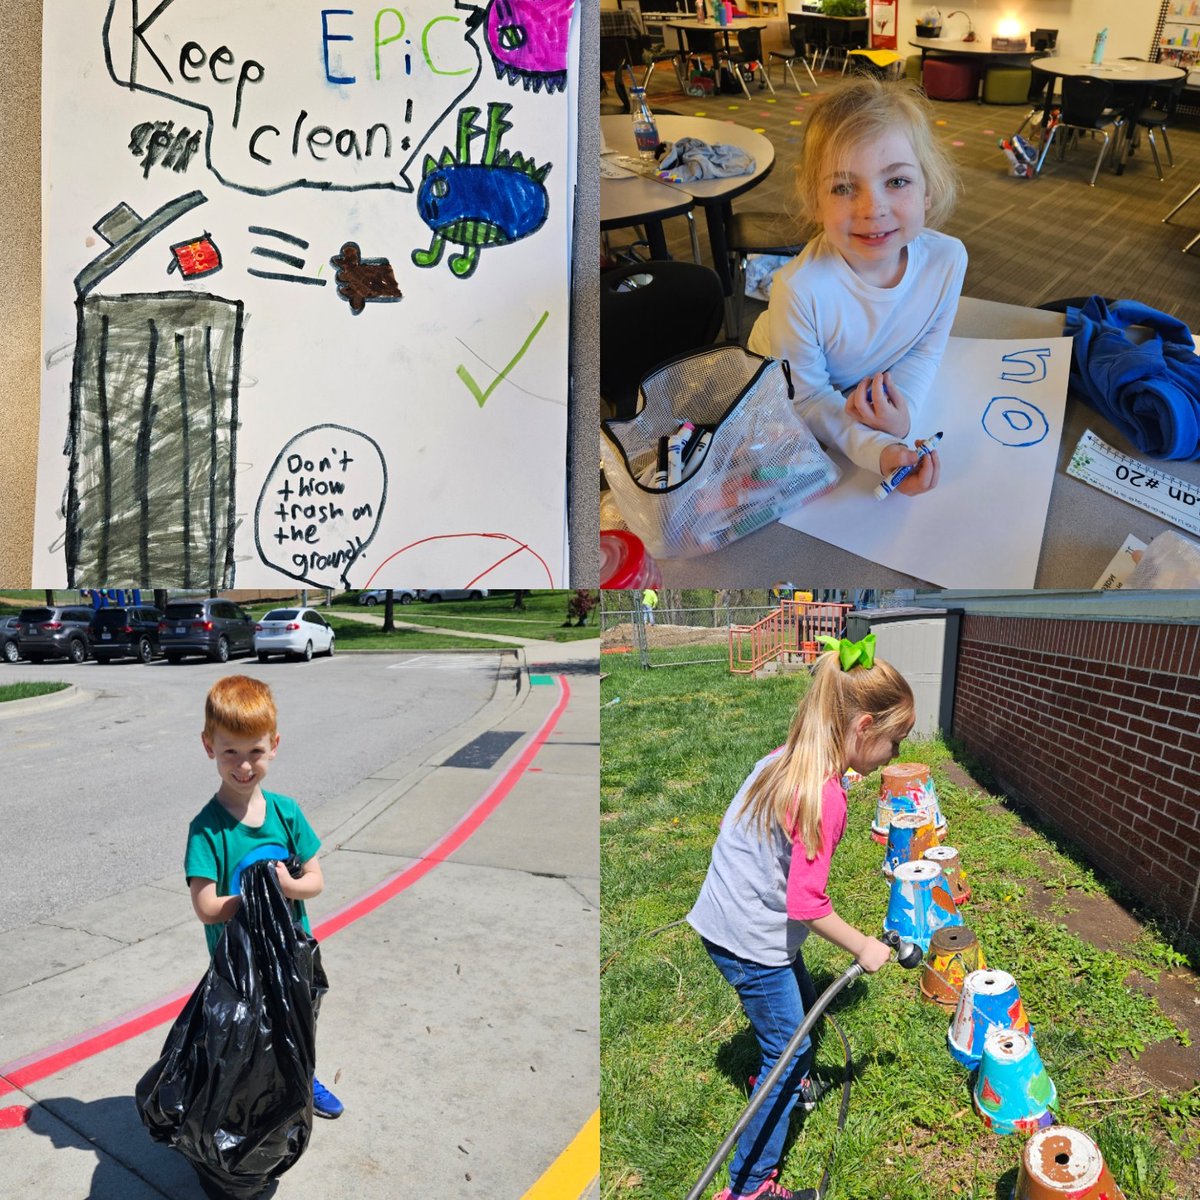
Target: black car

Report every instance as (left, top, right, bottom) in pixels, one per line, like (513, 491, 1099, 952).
(90, 605, 165, 664)
(1, 616, 22, 664)
(13, 606, 95, 664)
(158, 599, 256, 663)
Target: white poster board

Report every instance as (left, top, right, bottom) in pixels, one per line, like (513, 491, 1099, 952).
(35, 0, 577, 589)
(782, 336, 1073, 587)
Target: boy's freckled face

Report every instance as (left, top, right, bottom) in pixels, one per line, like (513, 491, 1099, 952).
(203, 728, 279, 800)
(818, 128, 931, 287)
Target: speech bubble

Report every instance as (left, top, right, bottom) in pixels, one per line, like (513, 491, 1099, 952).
(103, 0, 481, 195)
(255, 424, 388, 587)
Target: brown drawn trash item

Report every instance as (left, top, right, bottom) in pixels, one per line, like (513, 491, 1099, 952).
(1014, 1125, 1128, 1199)
(331, 242, 403, 314)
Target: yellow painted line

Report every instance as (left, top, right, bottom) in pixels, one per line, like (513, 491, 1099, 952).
(520, 1109, 599, 1199)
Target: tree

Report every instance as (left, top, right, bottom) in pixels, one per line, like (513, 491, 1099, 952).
(564, 589, 597, 627)
(383, 589, 395, 633)
(512, 590, 527, 611)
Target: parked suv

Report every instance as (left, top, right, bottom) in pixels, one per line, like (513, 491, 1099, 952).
(90, 605, 165, 664)
(1, 616, 23, 664)
(13, 606, 95, 664)
(158, 599, 256, 663)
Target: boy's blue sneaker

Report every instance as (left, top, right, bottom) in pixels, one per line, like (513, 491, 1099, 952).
(312, 1077, 343, 1119)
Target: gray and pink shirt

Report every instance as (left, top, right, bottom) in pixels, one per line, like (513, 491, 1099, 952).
(687, 751, 848, 967)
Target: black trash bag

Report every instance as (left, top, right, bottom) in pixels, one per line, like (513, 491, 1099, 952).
(136, 858, 329, 1200)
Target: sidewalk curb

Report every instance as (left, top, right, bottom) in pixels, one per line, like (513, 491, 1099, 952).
(0, 683, 87, 719)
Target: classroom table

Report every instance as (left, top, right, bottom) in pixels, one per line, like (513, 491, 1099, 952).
(1029, 57, 1187, 175)
(666, 16, 768, 59)
(600, 160, 696, 261)
(600, 114, 775, 295)
(604, 296, 1200, 588)
(909, 37, 1039, 66)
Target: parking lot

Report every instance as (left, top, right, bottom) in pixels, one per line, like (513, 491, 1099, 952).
(0, 653, 512, 931)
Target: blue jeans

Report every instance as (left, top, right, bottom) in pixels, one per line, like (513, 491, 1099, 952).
(703, 938, 818, 1196)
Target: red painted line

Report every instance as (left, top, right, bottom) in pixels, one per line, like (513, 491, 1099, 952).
(313, 676, 569, 940)
(0, 677, 569, 1104)
(0, 1105, 31, 1129)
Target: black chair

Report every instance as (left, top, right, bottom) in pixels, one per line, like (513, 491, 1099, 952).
(1131, 73, 1187, 181)
(817, 19, 866, 73)
(725, 211, 806, 343)
(618, 0, 685, 95)
(1034, 76, 1124, 186)
(768, 14, 819, 93)
(716, 28, 776, 100)
(600, 261, 726, 419)
(600, 34, 639, 112)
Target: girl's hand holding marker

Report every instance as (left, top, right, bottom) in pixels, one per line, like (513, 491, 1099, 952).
(877, 431, 942, 498)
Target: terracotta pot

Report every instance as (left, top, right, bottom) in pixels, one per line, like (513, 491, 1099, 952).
(919, 925, 985, 1008)
(923, 844, 971, 904)
(973, 1027, 1057, 1136)
(872, 762, 946, 843)
(882, 810, 940, 878)
(883, 859, 962, 952)
(1013, 1125, 1128, 1199)
(948, 968, 1032, 1069)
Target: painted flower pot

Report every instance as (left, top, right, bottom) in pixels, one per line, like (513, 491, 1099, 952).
(948, 968, 1033, 1069)
(1012, 1125, 1128, 1200)
(872, 762, 946, 843)
(882, 810, 940, 878)
(840, 766, 864, 791)
(922, 844, 971, 904)
(883, 859, 962, 952)
(973, 1027, 1056, 1135)
(919, 924, 986, 1008)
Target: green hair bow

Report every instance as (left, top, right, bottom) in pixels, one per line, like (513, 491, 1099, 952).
(818, 633, 876, 671)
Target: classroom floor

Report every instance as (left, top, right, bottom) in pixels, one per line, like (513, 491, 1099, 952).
(601, 64, 1200, 342)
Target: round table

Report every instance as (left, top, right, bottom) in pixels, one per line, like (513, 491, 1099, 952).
(1030, 57, 1187, 174)
(910, 37, 1039, 63)
(600, 114, 775, 295)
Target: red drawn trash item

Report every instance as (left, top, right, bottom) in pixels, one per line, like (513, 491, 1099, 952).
(167, 232, 222, 279)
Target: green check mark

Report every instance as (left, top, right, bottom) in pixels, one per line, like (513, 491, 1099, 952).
(456, 310, 550, 408)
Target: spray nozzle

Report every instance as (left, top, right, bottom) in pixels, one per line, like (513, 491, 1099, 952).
(883, 929, 924, 969)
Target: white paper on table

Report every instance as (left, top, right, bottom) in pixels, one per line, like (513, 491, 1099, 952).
(780, 336, 1073, 587)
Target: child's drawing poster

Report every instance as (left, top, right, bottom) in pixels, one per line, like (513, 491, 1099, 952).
(781, 337, 1072, 588)
(35, 0, 577, 589)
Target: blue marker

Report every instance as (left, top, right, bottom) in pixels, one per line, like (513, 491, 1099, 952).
(874, 432, 943, 500)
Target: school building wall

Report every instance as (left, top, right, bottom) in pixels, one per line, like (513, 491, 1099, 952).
(950, 612, 1200, 941)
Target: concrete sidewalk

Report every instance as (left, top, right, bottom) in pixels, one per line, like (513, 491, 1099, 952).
(0, 644, 599, 1199)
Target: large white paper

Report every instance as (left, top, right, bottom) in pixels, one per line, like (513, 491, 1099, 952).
(35, 0, 576, 589)
(781, 336, 1072, 587)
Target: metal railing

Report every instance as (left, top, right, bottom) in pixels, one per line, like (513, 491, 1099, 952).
(729, 601, 854, 676)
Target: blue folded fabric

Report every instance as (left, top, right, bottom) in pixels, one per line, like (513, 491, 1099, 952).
(657, 136, 755, 182)
(1063, 296, 1200, 460)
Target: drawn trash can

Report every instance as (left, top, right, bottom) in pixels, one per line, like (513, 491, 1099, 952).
(65, 191, 243, 587)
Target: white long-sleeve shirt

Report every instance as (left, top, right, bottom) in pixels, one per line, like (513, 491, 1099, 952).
(747, 229, 968, 474)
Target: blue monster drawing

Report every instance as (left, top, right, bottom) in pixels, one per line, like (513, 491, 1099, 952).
(412, 103, 551, 279)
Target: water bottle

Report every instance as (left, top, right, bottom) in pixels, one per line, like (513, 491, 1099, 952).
(630, 87, 659, 160)
(1091, 27, 1107, 65)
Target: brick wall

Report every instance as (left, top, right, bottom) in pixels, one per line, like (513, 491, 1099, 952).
(952, 614, 1200, 940)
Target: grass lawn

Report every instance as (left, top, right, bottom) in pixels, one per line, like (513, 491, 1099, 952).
(0, 681, 71, 702)
(329, 590, 599, 642)
(601, 657, 1197, 1199)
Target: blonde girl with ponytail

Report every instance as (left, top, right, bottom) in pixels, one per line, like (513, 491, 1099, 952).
(687, 641, 916, 1200)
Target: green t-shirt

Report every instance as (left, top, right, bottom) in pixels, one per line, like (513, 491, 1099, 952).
(185, 789, 321, 957)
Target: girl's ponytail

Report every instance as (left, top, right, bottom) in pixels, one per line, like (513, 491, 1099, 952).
(736, 650, 914, 858)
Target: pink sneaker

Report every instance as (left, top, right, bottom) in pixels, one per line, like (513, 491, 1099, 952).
(714, 1170, 815, 1200)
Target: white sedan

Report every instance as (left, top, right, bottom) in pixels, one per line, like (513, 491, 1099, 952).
(254, 608, 335, 662)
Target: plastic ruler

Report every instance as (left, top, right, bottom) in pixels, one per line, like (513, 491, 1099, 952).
(1066, 429, 1200, 538)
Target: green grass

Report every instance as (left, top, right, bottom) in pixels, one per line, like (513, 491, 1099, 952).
(600, 658, 1192, 1199)
(329, 590, 599, 642)
(0, 681, 71, 702)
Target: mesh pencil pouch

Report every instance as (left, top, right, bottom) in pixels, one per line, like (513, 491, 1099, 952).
(600, 345, 840, 558)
